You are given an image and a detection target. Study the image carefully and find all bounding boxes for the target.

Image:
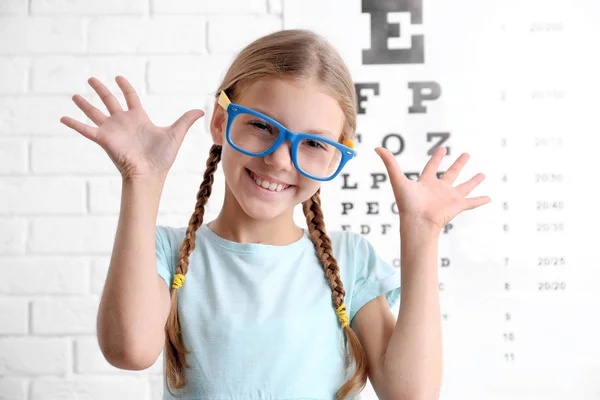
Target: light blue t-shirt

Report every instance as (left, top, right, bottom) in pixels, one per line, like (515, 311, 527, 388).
(155, 223, 401, 400)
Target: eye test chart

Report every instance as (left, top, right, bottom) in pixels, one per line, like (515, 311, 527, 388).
(286, 0, 600, 399)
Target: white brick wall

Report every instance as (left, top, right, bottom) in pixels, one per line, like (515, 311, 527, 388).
(0, 1, 283, 398)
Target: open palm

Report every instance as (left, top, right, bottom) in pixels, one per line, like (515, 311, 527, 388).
(60, 76, 204, 180)
(375, 146, 491, 230)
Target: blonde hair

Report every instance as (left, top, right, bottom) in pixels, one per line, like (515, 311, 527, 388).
(163, 29, 365, 399)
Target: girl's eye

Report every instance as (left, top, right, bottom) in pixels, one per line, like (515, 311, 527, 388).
(306, 140, 325, 150)
(250, 121, 272, 132)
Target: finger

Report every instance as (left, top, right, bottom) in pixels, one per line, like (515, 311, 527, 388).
(456, 173, 486, 197)
(115, 75, 142, 110)
(421, 146, 447, 179)
(72, 94, 107, 126)
(374, 147, 407, 184)
(440, 152, 470, 184)
(170, 109, 205, 139)
(88, 77, 124, 115)
(464, 195, 492, 210)
(60, 116, 99, 142)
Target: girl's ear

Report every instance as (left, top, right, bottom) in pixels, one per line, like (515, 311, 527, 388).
(209, 98, 226, 146)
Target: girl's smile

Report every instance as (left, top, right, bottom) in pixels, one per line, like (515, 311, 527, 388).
(245, 167, 295, 196)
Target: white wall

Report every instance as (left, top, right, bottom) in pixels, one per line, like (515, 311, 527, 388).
(4, 0, 600, 399)
(0, 1, 283, 399)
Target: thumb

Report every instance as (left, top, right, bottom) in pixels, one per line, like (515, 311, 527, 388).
(374, 147, 406, 184)
(170, 109, 205, 138)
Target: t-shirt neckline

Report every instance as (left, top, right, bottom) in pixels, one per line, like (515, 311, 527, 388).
(199, 224, 310, 254)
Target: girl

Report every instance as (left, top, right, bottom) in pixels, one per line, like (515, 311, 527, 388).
(60, 29, 490, 400)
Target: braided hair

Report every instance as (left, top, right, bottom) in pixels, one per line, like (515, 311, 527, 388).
(164, 28, 366, 399)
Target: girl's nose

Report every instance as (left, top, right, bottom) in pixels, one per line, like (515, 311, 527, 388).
(263, 141, 293, 171)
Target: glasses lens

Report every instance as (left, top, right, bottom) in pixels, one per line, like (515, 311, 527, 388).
(297, 137, 343, 179)
(229, 111, 280, 154)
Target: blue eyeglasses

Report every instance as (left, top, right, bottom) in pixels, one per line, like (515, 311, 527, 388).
(218, 90, 355, 181)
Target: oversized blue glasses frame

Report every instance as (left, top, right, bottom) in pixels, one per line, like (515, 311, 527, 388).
(218, 91, 355, 181)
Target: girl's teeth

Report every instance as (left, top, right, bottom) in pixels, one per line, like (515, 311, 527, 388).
(251, 172, 286, 192)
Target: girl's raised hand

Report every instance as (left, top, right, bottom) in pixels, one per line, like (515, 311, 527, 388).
(375, 146, 492, 232)
(60, 76, 205, 181)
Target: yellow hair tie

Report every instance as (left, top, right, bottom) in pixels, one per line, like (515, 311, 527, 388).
(172, 273, 185, 289)
(336, 303, 349, 328)
(342, 139, 355, 149)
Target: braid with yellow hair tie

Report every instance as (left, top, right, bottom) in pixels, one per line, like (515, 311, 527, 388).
(336, 303, 349, 328)
(172, 273, 185, 289)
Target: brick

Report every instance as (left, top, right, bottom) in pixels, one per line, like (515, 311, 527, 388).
(0, 297, 28, 334)
(147, 54, 234, 95)
(152, 0, 266, 14)
(87, 16, 206, 54)
(87, 154, 223, 215)
(31, 56, 88, 94)
(85, 57, 147, 97)
(161, 172, 223, 215)
(0, 57, 29, 94)
(31, 0, 148, 15)
(159, 173, 225, 216)
(174, 130, 218, 174)
(0, 17, 84, 54)
(31, 298, 99, 334)
(0, 217, 27, 254)
(75, 336, 163, 374)
(0, 177, 86, 215)
(73, 336, 122, 374)
(0, 378, 28, 399)
(142, 94, 213, 135)
(0, 257, 87, 294)
(0, 337, 68, 375)
(31, 137, 116, 174)
(0, 138, 27, 174)
(87, 178, 121, 214)
(0, 96, 86, 135)
(31, 56, 146, 95)
(90, 257, 109, 295)
(31, 377, 148, 398)
(29, 216, 117, 254)
(207, 15, 282, 54)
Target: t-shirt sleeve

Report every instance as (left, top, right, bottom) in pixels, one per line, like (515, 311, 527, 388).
(349, 233, 401, 324)
(156, 225, 174, 288)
